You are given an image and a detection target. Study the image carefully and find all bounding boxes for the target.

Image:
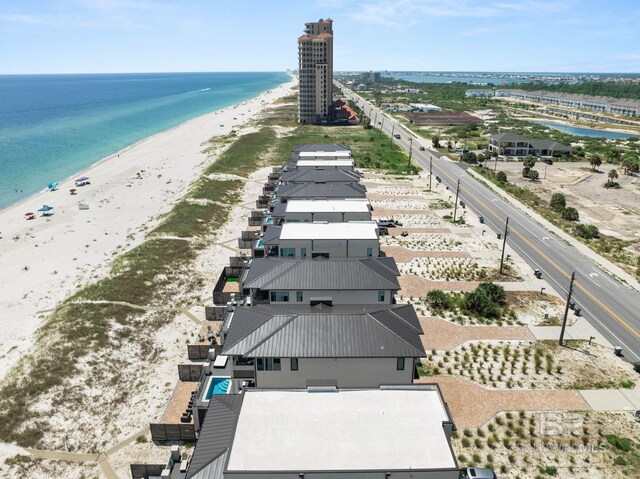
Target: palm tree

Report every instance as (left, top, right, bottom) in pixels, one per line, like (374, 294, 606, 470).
(589, 154, 602, 172)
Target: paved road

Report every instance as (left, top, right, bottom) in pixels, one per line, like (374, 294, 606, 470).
(341, 85, 640, 363)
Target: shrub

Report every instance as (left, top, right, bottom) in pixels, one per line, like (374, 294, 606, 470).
(575, 224, 600, 239)
(550, 193, 566, 212)
(540, 466, 558, 476)
(562, 207, 580, 221)
(477, 282, 506, 304)
(426, 289, 448, 309)
(496, 171, 508, 183)
(465, 289, 501, 318)
(461, 151, 477, 163)
(605, 434, 632, 452)
(614, 456, 628, 466)
(528, 169, 540, 181)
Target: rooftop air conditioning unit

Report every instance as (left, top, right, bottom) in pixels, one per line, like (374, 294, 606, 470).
(208, 349, 217, 361)
(226, 301, 234, 312)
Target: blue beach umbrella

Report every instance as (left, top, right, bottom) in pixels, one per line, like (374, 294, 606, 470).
(48, 181, 60, 190)
(37, 205, 54, 212)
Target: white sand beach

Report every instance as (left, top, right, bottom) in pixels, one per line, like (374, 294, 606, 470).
(0, 79, 295, 380)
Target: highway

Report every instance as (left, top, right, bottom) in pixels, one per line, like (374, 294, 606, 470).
(341, 85, 640, 363)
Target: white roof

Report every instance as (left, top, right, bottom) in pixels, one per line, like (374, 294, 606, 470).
(296, 159, 354, 167)
(227, 387, 456, 472)
(285, 199, 371, 214)
(299, 150, 352, 158)
(280, 221, 378, 240)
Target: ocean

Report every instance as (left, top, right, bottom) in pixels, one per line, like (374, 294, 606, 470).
(0, 71, 289, 210)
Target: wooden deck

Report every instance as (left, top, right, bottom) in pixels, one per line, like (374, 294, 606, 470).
(161, 381, 198, 425)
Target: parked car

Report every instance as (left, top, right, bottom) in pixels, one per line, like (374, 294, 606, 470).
(543, 158, 554, 165)
(419, 146, 425, 151)
(460, 467, 497, 479)
(377, 219, 403, 227)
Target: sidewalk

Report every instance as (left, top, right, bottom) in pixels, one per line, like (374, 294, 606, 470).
(580, 386, 640, 411)
(529, 317, 613, 349)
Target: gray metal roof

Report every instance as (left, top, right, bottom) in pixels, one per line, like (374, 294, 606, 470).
(262, 225, 281, 245)
(222, 304, 425, 358)
(275, 182, 367, 199)
(280, 168, 361, 184)
(490, 131, 571, 151)
(291, 144, 351, 153)
(243, 257, 400, 291)
(271, 202, 287, 217)
(186, 395, 244, 479)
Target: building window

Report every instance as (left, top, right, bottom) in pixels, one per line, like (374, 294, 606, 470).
(378, 290, 385, 302)
(258, 358, 282, 371)
(291, 358, 299, 371)
(301, 247, 307, 257)
(296, 291, 303, 302)
(367, 247, 373, 257)
(397, 357, 405, 370)
(270, 291, 290, 302)
(280, 247, 295, 257)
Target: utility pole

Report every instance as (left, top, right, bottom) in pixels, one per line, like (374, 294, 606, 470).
(374, 111, 378, 125)
(408, 137, 413, 170)
(452, 179, 461, 222)
(381, 117, 385, 131)
(391, 124, 395, 140)
(559, 271, 576, 346)
(494, 155, 499, 174)
(429, 156, 433, 191)
(499, 217, 510, 275)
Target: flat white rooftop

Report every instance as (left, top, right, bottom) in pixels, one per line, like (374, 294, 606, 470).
(227, 388, 456, 472)
(298, 150, 352, 158)
(280, 221, 378, 240)
(285, 198, 371, 213)
(296, 159, 354, 167)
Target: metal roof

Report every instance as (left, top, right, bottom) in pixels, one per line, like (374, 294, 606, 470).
(186, 395, 244, 479)
(490, 132, 571, 150)
(221, 304, 425, 358)
(242, 257, 400, 291)
(275, 182, 367, 199)
(280, 168, 362, 183)
(262, 225, 281, 245)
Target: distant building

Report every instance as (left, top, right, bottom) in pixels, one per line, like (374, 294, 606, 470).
(360, 71, 381, 83)
(356, 83, 367, 91)
(405, 111, 482, 126)
(495, 89, 640, 118)
(489, 132, 572, 157)
(331, 99, 359, 124)
(466, 89, 495, 98)
(298, 18, 334, 124)
(409, 103, 442, 112)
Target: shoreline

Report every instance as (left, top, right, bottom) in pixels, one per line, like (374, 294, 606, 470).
(1, 76, 294, 215)
(0, 78, 296, 380)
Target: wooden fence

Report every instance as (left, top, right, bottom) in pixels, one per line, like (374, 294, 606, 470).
(178, 364, 203, 382)
(149, 423, 196, 442)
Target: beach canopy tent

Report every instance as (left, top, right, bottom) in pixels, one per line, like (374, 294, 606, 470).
(70, 189, 77, 195)
(48, 181, 59, 190)
(75, 176, 89, 182)
(37, 205, 54, 215)
(75, 176, 90, 186)
(25, 212, 36, 219)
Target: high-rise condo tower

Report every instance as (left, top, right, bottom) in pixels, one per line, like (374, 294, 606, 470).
(298, 18, 333, 124)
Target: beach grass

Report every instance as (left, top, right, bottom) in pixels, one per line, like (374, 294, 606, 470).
(0, 127, 279, 448)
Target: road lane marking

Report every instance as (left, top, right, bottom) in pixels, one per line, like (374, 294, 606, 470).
(430, 160, 640, 341)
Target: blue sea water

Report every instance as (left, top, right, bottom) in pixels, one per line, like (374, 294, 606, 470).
(0, 72, 289, 210)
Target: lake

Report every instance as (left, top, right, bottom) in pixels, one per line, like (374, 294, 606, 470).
(532, 120, 637, 139)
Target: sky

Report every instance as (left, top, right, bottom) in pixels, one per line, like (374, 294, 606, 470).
(1, 0, 639, 74)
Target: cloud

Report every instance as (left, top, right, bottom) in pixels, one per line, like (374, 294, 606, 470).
(618, 53, 640, 60)
(345, 0, 570, 26)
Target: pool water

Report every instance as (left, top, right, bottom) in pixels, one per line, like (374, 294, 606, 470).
(205, 377, 230, 400)
(256, 239, 264, 248)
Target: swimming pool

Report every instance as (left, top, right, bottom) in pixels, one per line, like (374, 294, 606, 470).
(256, 239, 264, 248)
(204, 377, 230, 400)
